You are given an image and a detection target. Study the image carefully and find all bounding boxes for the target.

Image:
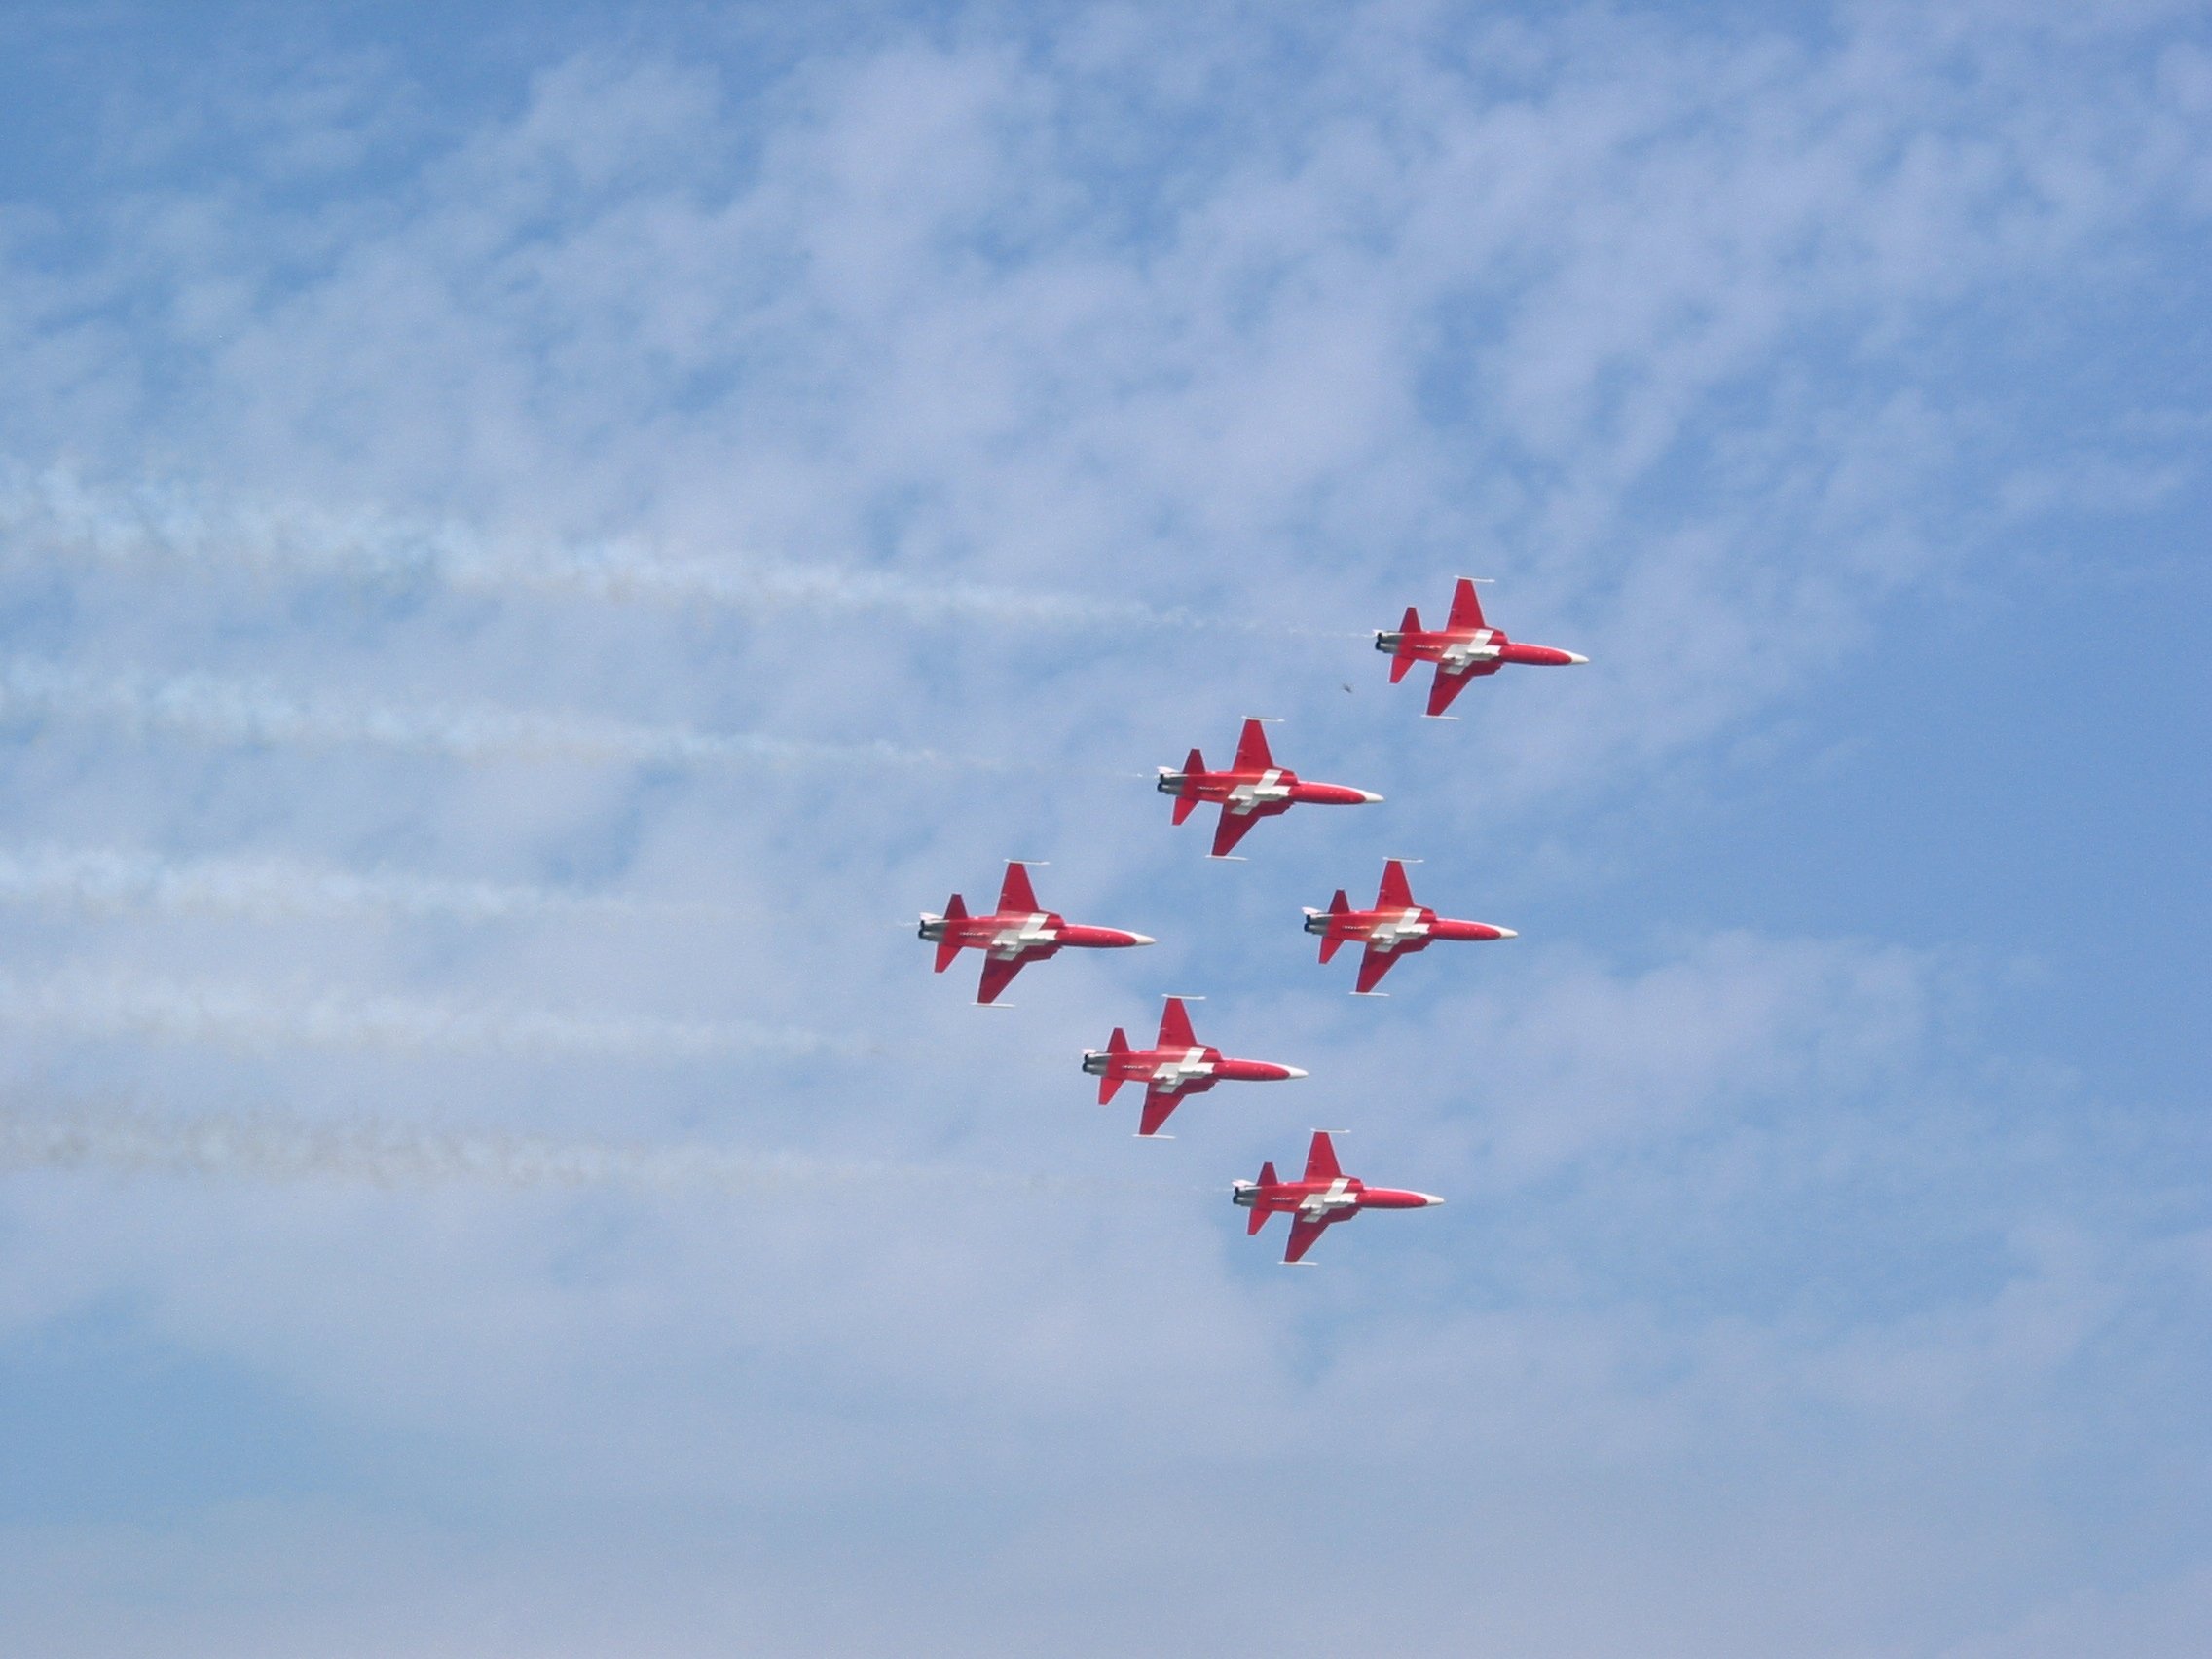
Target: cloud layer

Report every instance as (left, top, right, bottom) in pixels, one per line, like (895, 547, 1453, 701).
(1, 3, 2207, 1654)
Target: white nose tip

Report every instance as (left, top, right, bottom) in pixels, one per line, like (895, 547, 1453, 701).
(1128, 934, 1157, 946)
(1565, 651, 1589, 664)
(1281, 1066, 1309, 1079)
(1494, 927, 1518, 939)
(1420, 1193, 1447, 1206)
(1356, 790, 1384, 803)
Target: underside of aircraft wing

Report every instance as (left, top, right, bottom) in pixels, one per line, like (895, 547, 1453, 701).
(1210, 808, 1262, 859)
(1284, 1217, 1332, 1263)
(1447, 576, 1488, 631)
(997, 862, 1042, 913)
(1354, 943, 1399, 995)
(1426, 663, 1492, 717)
(1137, 1090, 1183, 1137)
(1232, 718, 1275, 772)
(976, 953, 1028, 1005)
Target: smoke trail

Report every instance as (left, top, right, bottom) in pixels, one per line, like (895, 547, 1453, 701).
(0, 845, 716, 925)
(0, 972, 851, 1060)
(0, 466, 1235, 632)
(0, 1098, 1186, 1198)
(0, 657, 1005, 772)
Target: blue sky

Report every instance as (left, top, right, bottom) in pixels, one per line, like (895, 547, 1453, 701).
(1, 3, 2208, 1653)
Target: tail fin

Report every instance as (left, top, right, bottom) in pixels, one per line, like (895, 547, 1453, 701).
(1388, 607, 1420, 683)
(1447, 577, 1487, 631)
(1171, 748, 1203, 826)
(1317, 889, 1350, 963)
(1302, 1132, 1343, 1184)
(1247, 1160, 1279, 1233)
(1158, 996, 1198, 1050)
(1097, 1026, 1129, 1103)
(934, 894, 967, 972)
(1232, 719, 1274, 774)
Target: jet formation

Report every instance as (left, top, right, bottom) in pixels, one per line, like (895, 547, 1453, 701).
(917, 579, 1583, 1261)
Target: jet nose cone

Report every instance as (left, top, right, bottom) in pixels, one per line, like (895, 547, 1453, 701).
(1356, 790, 1384, 804)
(1420, 1193, 1446, 1206)
(1128, 934, 1157, 946)
(1495, 927, 1518, 939)
(1565, 651, 1589, 664)
(1282, 1066, 1309, 1079)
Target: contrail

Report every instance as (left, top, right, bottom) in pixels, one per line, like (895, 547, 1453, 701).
(0, 657, 1006, 772)
(0, 467, 1236, 632)
(0, 972, 852, 1060)
(0, 1098, 1188, 1198)
(0, 845, 716, 925)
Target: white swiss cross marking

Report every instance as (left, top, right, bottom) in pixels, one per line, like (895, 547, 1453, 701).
(990, 914, 1053, 955)
(1226, 770, 1292, 813)
(1149, 1048, 1215, 1088)
(1367, 909, 1430, 951)
(1301, 1179, 1355, 1215)
(1441, 631, 1501, 668)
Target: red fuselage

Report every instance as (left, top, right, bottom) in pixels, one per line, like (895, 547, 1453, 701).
(1159, 719, 1382, 858)
(1304, 860, 1514, 993)
(1083, 996, 1306, 1135)
(1376, 580, 1586, 717)
(921, 863, 1153, 1004)
(1234, 1131, 1445, 1262)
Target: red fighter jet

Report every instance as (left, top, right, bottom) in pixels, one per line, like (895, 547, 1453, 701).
(1376, 577, 1587, 717)
(1157, 718, 1383, 859)
(1234, 1131, 1445, 1264)
(1304, 858, 1515, 995)
(919, 862, 1154, 1005)
(1082, 995, 1308, 1137)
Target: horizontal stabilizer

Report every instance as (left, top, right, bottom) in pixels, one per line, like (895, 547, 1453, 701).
(1097, 1027, 1129, 1103)
(1170, 750, 1203, 824)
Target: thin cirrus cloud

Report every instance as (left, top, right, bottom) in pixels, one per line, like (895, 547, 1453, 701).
(0, 843, 715, 925)
(0, 969, 854, 1060)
